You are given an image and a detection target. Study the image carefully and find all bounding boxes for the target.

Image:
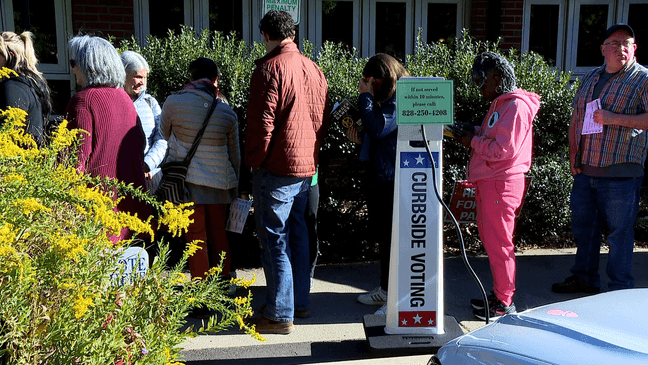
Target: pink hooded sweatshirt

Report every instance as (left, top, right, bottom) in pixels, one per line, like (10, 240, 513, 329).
(467, 88, 541, 182)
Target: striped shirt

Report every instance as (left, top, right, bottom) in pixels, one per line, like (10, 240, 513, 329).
(572, 59, 648, 168)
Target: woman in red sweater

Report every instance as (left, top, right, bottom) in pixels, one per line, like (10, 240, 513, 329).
(65, 35, 151, 242)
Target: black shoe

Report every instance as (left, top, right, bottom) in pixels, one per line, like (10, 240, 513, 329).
(470, 292, 497, 310)
(473, 298, 516, 321)
(552, 275, 600, 294)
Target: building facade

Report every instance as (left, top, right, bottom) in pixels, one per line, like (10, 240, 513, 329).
(0, 0, 646, 114)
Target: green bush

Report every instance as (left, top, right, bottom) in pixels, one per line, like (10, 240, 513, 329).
(0, 101, 260, 364)
(118, 27, 578, 264)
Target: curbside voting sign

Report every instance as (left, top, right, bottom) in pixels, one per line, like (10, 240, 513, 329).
(263, 0, 301, 24)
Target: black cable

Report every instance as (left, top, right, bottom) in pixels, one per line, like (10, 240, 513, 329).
(420, 125, 491, 325)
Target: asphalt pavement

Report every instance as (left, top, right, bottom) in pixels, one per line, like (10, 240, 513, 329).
(178, 247, 648, 364)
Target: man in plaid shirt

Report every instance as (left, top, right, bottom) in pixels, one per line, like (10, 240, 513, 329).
(553, 23, 648, 294)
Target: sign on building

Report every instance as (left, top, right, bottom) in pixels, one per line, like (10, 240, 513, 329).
(263, 0, 301, 25)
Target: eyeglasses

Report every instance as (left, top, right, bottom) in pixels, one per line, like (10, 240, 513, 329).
(603, 40, 635, 49)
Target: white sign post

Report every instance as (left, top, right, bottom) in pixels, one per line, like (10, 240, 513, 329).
(364, 77, 463, 351)
(263, 0, 301, 24)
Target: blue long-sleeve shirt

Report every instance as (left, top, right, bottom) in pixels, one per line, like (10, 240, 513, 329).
(358, 92, 398, 183)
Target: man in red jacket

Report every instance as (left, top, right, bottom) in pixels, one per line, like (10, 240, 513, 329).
(245, 10, 329, 334)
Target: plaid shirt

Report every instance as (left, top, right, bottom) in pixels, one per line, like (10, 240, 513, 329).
(572, 59, 648, 167)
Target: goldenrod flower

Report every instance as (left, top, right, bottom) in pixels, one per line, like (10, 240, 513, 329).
(72, 293, 94, 319)
(158, 201, 194, 237)
(13, 198, 51, 215)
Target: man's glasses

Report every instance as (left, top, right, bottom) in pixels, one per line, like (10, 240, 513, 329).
(603, 40, 634, 49)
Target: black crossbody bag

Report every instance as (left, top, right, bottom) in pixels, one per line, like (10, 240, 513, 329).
(155, 96, 217, 204)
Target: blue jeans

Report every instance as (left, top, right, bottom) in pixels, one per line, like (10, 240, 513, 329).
(253, 170, 312, 322)
(570, 174, 641, 290)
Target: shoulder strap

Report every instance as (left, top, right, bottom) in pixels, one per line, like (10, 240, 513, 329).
(183, 96, 218, 164)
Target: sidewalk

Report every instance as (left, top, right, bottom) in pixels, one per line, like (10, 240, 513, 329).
(179, 247, 648, 364)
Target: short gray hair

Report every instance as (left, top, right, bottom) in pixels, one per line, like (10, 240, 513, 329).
(120, 50, 150, 76)
(68, 35, 125, 88)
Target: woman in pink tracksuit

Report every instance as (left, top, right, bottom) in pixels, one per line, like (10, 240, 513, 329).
(457, 52, 541, 321)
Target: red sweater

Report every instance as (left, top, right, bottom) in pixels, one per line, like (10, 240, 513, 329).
(66, 87, 151, 222)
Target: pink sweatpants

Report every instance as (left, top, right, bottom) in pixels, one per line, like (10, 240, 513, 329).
(475, 177, 525, 306)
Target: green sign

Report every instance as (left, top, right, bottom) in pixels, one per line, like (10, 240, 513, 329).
(263, 0, 301, 25)
(396, 78, 453, 125)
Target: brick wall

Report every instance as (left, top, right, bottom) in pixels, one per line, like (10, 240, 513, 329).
(470, 0, 523, 51)
(72, 0, 135, 41)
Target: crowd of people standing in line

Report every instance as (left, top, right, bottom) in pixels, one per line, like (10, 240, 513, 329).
(1, 14, 647, 334)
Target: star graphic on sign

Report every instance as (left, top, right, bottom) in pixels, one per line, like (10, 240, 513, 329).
(415, 154, 425, 165)
(413, 313, 422, 324)
(428, 318, 435, 325)
(403, 159, 410, 166)
(401, 319, 408, 326)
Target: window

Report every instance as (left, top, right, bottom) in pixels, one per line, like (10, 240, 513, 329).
(622, 1, 648, 66)
(523, 0, 565, 68)
(419, 0, 462, 44)
(149, 0, 186, 38)
(1, 0, 72, 115)
(368, 0, 413, 61)
(322, 1, 354, 49)
(209, 0, 243, 39)
(565, 0, 614, 75)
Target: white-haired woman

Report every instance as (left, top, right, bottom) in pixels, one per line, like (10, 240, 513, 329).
(66, 35, 151, 242)
(0, 31, 52, 146)
(120, 50, 167, 192)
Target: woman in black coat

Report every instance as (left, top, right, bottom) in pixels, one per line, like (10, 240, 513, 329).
(0, 31, 52, 146)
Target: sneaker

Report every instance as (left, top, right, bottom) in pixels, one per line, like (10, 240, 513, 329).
(254, 316, 294, 334)
(473, 298, 516, 321)
(357, 286, 387, 305)
(552, 275, 600, 294)
(470, 292, 497, 310)
(374, 303, 387, 315)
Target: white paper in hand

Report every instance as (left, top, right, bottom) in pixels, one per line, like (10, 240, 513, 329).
(582, 99, 603, 135)
(226, 198, 253, 234)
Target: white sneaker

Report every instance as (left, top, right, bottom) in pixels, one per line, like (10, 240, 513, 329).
(374, 303, 387, 315)
(357, 286, 387, 305)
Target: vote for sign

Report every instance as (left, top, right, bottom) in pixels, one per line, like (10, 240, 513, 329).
(445, 178, 533, 224)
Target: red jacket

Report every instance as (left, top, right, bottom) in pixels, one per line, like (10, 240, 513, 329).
(245, 42, 329, 177)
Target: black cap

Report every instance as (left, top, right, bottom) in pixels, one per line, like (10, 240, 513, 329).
(604, 23, 635, 41)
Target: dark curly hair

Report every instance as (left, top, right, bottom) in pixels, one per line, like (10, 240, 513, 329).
(259, 10, 296, 41)
(471, 52, 517, 94)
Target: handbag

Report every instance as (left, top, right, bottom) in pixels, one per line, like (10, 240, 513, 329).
(155, 96, 218, 204)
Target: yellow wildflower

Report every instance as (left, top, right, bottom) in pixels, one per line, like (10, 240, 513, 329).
(13, 198, 51, 215)
(184, 240, 202, 258)
(4, 173, 27, 184)
(187, 297, 196, 303)
(234, 297, 248, 305)
(116, 211, 154, 239)
(0, 67, 18, 79)
(51, 234, 89, 261)
(230, 273, 256, 289)
(49, 120, 79, 151)
(206, 267, 222, 277)
(72, 292, 94, 319)
(158, 201, 194, 237)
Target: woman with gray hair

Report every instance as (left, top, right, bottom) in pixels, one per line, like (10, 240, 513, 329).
(121, 50, 167, 192)
(65, 35, 151, 242)
(454, 51, 541, 321)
